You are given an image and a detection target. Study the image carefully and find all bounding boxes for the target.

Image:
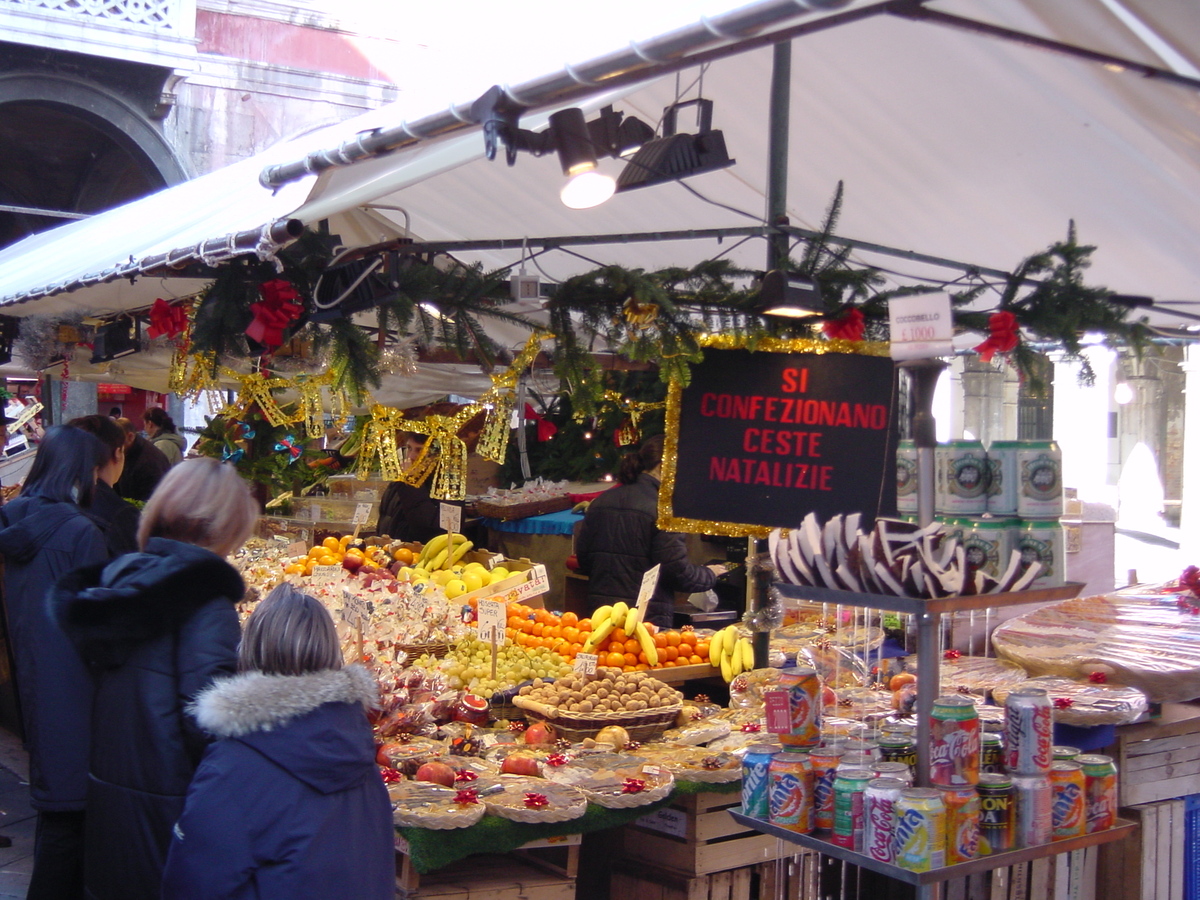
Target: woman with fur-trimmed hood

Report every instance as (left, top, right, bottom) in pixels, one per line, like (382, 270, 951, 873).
(51, 458, 259, 900)
(162, 583, 394, 900)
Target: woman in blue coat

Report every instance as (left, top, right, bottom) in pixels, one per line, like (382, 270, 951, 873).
(0, 426, 110, 900)
(52, 457, 259, 900)
(162, 582, 394, 900)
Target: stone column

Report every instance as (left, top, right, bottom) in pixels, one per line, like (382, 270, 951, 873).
(960, 356, 1006, 446)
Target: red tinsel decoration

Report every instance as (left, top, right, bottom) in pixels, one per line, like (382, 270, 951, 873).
(1180, 565, 1200, 596)
(1088, 671, 1108, 684)
(523, 792, 550, 809)
(453, 789, 480, 805)
(823, 307, 865, 342)
(246, 279, 303, 350)
(147, 298, 188, 340)
(974, 311, 1020, 362)
(508, 721, 527, 733)
(622, 778, 647, 794)
(1053, 697, 1074, 710)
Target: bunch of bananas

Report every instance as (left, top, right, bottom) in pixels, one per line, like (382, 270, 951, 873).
(708, 625, 754, 682)
(416, 532, 474, 571)
(582, 602, 659, 666)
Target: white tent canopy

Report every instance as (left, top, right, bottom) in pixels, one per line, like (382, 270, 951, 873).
(0, 0, 1198, 338)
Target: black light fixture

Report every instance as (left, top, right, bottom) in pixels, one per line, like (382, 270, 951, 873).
(91, 317, 140, 363)
(757, 270, 824, 318)
(616, 98, 735, 193)
(470, 87, 655, 209)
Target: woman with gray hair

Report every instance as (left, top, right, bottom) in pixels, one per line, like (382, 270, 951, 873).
(162, 583, 393, 899)
(51, 457, 259, 900)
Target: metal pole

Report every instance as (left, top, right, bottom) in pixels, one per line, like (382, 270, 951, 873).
(766, 39, 792, 271)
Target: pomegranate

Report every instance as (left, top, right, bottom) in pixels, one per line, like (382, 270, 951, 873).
(414, 761, 456, 787)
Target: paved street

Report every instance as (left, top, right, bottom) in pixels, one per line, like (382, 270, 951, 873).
(0, 729, 32, 899)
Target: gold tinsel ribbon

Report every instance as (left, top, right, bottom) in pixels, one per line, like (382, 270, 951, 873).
(400, 407, 479, 501)
(476, 332, 551, 463)
(358, 405, 407, 482)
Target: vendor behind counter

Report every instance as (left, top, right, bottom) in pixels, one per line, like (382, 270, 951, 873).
(377, 433, 441, 544)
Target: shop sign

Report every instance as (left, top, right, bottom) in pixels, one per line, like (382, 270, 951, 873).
(663, 348, 897, 535)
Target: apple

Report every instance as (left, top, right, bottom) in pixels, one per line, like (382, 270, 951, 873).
(595, 725, 630, 749)
(376, 741, 410, 767)
(415, 761, 457, 787)
(342, 555, 364, 573)
(820, 685, 838, 709)
(889, 672, 917, 692)
(523, 721, 555, 745)
(501, 755, 541, 777)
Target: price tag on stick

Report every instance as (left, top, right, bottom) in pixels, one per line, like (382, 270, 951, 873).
(888, 293, 954, 361)
(574, 652, 598, 676)
(351, 502, 372, 540)
(439, 503, 462, 534)
(341, 590, 373, 661)
(478, 598, 505, 681)
(635, 564, 661, 620)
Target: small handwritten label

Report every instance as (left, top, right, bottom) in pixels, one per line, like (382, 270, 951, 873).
(764, 690, 792, 733)
(287, 540, 308, 556)
(486, 553, 505, 570)
(352, 503, 372, 526)
(310, 564, 341, 585)
(439, 503, 462, 533)
(341, 591, 373, 629)
(634, 806, 688, 839)
(635, 564, 661, 617)
(574, 652, 598, 675)
(477, 598, 506, 643)
(272, 533, 291, 543)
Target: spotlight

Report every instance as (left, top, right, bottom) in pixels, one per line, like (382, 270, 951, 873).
(91, 317, 140, 363)
(616, 98, 735, 193)
(757, 270, 823, 318)
(548, 108, 598, 177)
(561, 171, 615, 209)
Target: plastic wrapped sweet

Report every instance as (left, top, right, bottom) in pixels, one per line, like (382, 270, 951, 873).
(992, 584, 1200, 702)
(728, 668, 786, 708)
(992, 676, 1148, 726)
(904, 654, 1028, 700)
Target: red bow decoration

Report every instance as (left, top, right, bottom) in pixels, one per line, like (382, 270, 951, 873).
(379, 767, 403, 784)
(454, 769, 478, 783)
(622, 778, 647, 794)
(508, 721, 527, 733)
(823, 307, 865, 342)
(246, 279, 304, 350)
(523, 792, 550, 809)
(944, 649, 962, 660)
(1088, 671, 1108, 684)
(974, 311, 1020, 362)
(523, 404, 558, 442)
(1180, 566, 1200, 596)
(740, 723, 762, 733)
(546, 753, 569, 767)
(147, 299, 188, 340)
(1053, 697, 1074, 710)
(453, 789, 480, 805)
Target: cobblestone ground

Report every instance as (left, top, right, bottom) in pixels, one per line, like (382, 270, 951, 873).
(0, 729, 32, 900)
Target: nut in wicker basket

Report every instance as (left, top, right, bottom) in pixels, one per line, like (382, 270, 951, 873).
(514, 697, 682, 744)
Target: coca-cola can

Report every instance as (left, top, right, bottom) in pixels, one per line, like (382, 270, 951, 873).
(864, 777, 906, 862)
(941, 786, 981, 864)
(810, 746, 843, 833)
(1004, 687, 1053, 775)
(1078, 754, 1118, 834)
(873, 761, 913, 785)
(1049, 761, 1086, 840)
(931, 695, 980, 786)
(1012, 772, 1053, 848)
(768, 750, 813, 834)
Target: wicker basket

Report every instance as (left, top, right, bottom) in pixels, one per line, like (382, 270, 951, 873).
(488, 700, 527, 724)
(579, 770, 675, 809)
(387, 782, 488, 830)
(395, 642, 451, 660)
(512, 695, 682, 744)
(474, 495, 573, 522)
(483, 776, 588, 824)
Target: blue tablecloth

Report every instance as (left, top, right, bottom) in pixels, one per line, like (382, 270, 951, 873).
(480, 510, 583, 535)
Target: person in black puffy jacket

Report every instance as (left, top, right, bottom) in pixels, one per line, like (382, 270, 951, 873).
(576, 434, 725, 627)
(162, 583, 394, 900)
(51, 457, 258, 900)
(0, 426, 110, 900)
(68, 415, 140, 557)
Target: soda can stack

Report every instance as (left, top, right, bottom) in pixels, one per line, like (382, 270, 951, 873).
(741, 744, 778, 820)
(809, 746, 843, 833)
(1078, 754, 1118, 834)
(768, 750, 813, 834)
(1003, 686, 1054, 848)
(977, 773, 1015, 855)
(778, 667, 822, 751)
(1049, 761, 1087, 841)
(873, 761, 913, 785)
(879, 725, 918, 768)
(930, 695, 981, 787)
(894, 788, 947, 872)
(941, 787, 981, 864)
(981, 733, 1004, 774)
(831, 767, 871, 851)
(864, 777, 906, 863)
(1052, 746, 1080, 762)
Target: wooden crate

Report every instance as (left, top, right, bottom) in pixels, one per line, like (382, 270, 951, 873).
(621, 790, 790, 876)
(401, 853, 575, 900)
(611, 863, 755, 900)
(1096, 799, 1185, 900)
(396, 834, 579, 897)
(1104, 701, 1200, 805)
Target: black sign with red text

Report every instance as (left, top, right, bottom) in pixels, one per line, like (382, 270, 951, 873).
(669, 349, 898, 531)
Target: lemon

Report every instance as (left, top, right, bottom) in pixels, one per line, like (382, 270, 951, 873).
(462, 572, 485, 592)
(489, 567, 511, 585)
(444, 579, 467, 600)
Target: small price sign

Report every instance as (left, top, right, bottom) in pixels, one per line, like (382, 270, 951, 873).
(486, 553, 505, 570)
(635, 564, 661, 618)
(310, 564, 341, 585)
(287, 540, 308, 556)
(888, 293, 954, 361)
(439, 503, 462, 533)
(341, 591, 373, 630)
(272, 533, 291, 543)
(512, 564, 551, 601)
(352, 503, 373, 526)
(477, 598, 506, 643)
(573, 652, 598, 676)
(764, 690, 792, 734)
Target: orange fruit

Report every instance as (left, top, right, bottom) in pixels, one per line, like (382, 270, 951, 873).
(392, 547, 415, 565)
(635, 663, 650, 671)
(677, 643, 693, 658)
(637, 652, 648, 664)
(532, 623, 544, 636)
(694, 642, 709, 658)
(519, 620, 535, 634)
(609, 628, 627, 645)
(653, 634, 668, 649)
(623, 652, 638, 666)
(578, 620, 592, 633)
(560, 612, 579, 627)
(562, 627, 580, 644)
(665, 632, 681, 647)
(662, 660, 676, 667)
(624, 638, 640, 655)
(606, 651, 626, 668)
(622, 665, 635, 672)
(689, 655, 704, 665)
(663, 646, 679, 662)
(322, 536, 341, 551)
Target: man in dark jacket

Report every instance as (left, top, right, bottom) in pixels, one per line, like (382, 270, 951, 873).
(576, 434, 725, 627)
(113, 417, 170, 502)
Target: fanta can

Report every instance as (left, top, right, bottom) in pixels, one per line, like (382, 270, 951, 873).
(1078, 754, 1118, 834)
(894, 788, 947, 872)
(768, 750, 813, 834)
(1049, 760, 1086, 840)
(778, 667, 822, 750)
